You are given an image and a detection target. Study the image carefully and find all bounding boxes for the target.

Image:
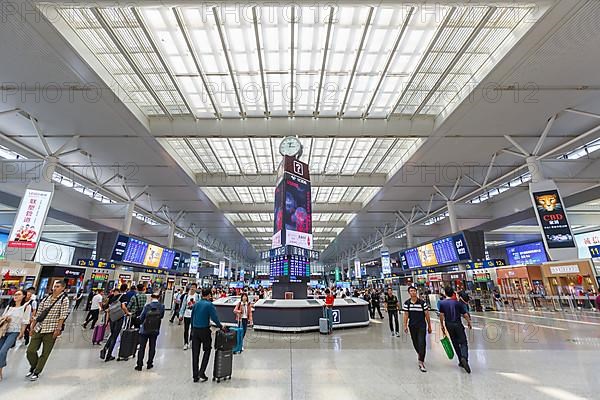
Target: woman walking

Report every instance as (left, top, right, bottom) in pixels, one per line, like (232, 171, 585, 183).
(0, 289, 32, 380)
(233, 293, 253, 348)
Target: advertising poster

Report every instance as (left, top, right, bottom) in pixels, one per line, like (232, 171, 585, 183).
(418, 243, 438, 266)
(218, 260, 226, 278)
(189, 251, 199, 274)
(143, 244, 163, 267)
(354, 259, 362, 279)
(0, 232, 8, 260)
(8, 189, 52, 249)
(506, 241, 548, 265)
(283, 173, 313, 249)
(532, 189, 575, 248)
(575, 229, 600, 258)
(272, 179, 285, 248)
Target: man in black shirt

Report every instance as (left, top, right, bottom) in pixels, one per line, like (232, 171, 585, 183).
(402, 286, 432, 372)
(371, 290, 384, 319)
(383, 288, 400, 337)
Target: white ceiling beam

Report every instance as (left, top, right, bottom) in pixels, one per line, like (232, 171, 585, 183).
(538, 121, 600, 160)
(387, 7, 456, 119)
(339, 7, 374, 117)
(212, 7, 245, 118)
(314, 7, 335, 117)
(235, 221, 347, 228)
(221, 202, 362, 213)
(289, 5, 296, 116)
(252, 7, 269, 118)
(564, 108, 600, 120)
(504, 134, 531, 157)
(411, 7, 497, 118)
(196, 173, 387, 187)
(150, 115, 434, 137)
(532, 114, 557, 156)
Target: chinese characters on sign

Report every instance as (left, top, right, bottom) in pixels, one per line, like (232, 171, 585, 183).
(8, 189, 52, 249)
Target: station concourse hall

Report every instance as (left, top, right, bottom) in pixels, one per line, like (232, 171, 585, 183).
(1, 1, 600, 399)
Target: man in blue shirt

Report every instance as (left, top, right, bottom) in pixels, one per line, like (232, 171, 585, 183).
(191, 288, 223, 382)
(135, 293, 164, 371)
(439, 287, 473, 374)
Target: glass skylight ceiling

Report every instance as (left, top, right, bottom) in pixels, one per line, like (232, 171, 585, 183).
(46, 3, 541, 118)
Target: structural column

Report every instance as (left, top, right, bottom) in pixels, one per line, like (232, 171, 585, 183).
(167, 222, 175, 248)
(447, 200, 459, 233)
(41, 156, 58, 184)
(405, 224, 415, 248)
(122, 200, 135, 235)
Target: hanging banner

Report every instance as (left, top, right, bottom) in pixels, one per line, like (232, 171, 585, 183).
(381, 250, 391, 274)
(218, 260, 226, 279)
(532, 189, 575, 249)
(354, 259, 362, 279)
(189, 251, 199, 274)
(334, 267, 341, 282)
(8, 188, 53, 252)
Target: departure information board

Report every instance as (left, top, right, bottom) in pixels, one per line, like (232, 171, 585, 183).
(159, 249, 176, 269)
(405, 248, 422, 269)
(269, 255, 310, 282)
(122, 238, 148, 265)
(432, 237, 459, 265)
(395, 232, 473, 270)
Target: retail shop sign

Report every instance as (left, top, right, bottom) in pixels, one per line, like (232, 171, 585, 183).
(8, 189, 52, 250)
(549, 265, 580, 275)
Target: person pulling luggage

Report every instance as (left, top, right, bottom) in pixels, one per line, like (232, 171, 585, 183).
(135, 293, 165, 371)
(100, 285, 131, 362)
(233, 293, 253, 351)
(190, 288, 223, 383)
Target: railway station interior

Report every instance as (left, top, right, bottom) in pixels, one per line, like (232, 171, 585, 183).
(1, 0, 600, 398)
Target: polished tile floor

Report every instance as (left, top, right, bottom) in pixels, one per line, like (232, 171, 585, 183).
(1, 308, 599, 399)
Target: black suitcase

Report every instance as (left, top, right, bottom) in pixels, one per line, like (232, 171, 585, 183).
(214, 329, 236, 351)
(117, 320, 139, 361)
(213, 349, 233, 382)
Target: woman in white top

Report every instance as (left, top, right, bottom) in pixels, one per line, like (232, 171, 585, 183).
(0, 289, 31, 380)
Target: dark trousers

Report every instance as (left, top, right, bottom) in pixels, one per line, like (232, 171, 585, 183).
(409, 324, 427, 362)
(170, 304, 181, 322)
(74, 298, 84, 310)
(137, 334, 157, 367)
(373, 304, 383, 318)
(26, 332, 57, 374)
(191, 327, 212, 379)
(183, 317, 192, 345)
(368, 304, 374, 318)
(446, 322, 469, 361)
(240, 318, 248, 338)
(83, 309, 99, 328)
(388, 310, 399, 333)
(103, 318, 124, 357)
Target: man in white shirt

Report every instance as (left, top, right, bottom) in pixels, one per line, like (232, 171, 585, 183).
(82, 289, 103, 329)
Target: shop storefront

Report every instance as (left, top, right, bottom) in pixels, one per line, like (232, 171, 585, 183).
(0, 260, 41, 296)
(540, 260, 598, 307)
(441, 271, 467, 292)
(496, 265, 544, 308)
(38, 265, 86, 298)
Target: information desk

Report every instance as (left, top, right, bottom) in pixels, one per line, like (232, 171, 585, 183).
(213, 297, 370, 332)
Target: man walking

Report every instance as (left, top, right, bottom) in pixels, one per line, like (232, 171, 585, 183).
(190, 288, 223, 382)
(402, 286, 432, 372)
(26, 280, 69, 381)
(439, 287, 473, 374)
(384, 287, 400, 337)
(82, 289, 103, 329)
(371, 289, 384, 319)
(135, 293, 165, 371)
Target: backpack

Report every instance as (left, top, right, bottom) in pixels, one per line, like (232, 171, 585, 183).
(108, 295, 125, 322)
(142, 306, 162, 335)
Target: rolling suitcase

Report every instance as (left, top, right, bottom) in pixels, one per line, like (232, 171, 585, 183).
(230, 326, 244, 354)
(319, 318, 329, 334)
(117, 318, 139, 361)
(214, 329, 236, 351)
(92, 322, 107, 345)
(213, 349, 233, 382)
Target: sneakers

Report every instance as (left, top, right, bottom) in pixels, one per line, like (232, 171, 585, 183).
(105, 356, 115, 362)
(460, 357, 471, 374)
(391, 332, 396, 337)
(419, 363, 427, 373)
(25, 369, 34, 378)
(199, 375, 209, 382)
(183, 343, 189, 351)
(395, 332, 401, 337)
(29, 373, 39, 381)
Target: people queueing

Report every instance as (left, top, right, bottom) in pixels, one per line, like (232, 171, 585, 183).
(26, 280, 69, 381)
(324, 288, 335, 334)
(371, 289, 384, 319)
(234, 292, 253, 349)
(135, 293, 165, 371)
(81, 289, 103, 330)
(384, 287, 400, 337)
(179, 283, 201, 350)
(0, 289, 32, 381)
(127, 284, 147, 328)
(402, 286, 432, 373)
(190, 288, 223, 382)
(439, 287, 473, 374)
(100, 285, 131, 362)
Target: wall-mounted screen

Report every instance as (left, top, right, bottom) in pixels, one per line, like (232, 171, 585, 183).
(110, 234, 129, 262)
(159, 248, 176, 269)
(418, 243, 438, 266)
(395, 232, 473, 270)
(122, 238, 148, 265)
(506, 241, 548, 265)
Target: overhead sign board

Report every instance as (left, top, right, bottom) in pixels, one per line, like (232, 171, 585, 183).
(532, 189, 575, 249)
(8, 188, 53, 254)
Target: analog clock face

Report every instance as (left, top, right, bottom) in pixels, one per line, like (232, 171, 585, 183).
(279, 136, 302, 157)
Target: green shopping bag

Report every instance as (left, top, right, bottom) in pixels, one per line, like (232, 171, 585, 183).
(441, 336, 455, 360)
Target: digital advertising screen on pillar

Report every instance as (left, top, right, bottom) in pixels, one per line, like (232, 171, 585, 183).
(7, 189, 52, 251)
(272, 156, 313, 250)
(532, 189, 575, 249)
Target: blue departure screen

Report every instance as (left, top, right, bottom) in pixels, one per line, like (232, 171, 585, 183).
(122, 238, 148, 265)
(159, 249, 176, 269)
(111, 234, 129, 262)
(405, 248, 422, 268)
(432, 237, 459, 265)
(506, 241, 547, 265)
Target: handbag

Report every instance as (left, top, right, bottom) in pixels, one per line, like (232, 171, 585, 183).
(108, 295, 126, 322)
(0, 315, 10, 338)
(441, 335, 455, 360)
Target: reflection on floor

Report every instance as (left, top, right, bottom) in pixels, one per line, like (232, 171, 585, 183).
(1, 309, 598, 399)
